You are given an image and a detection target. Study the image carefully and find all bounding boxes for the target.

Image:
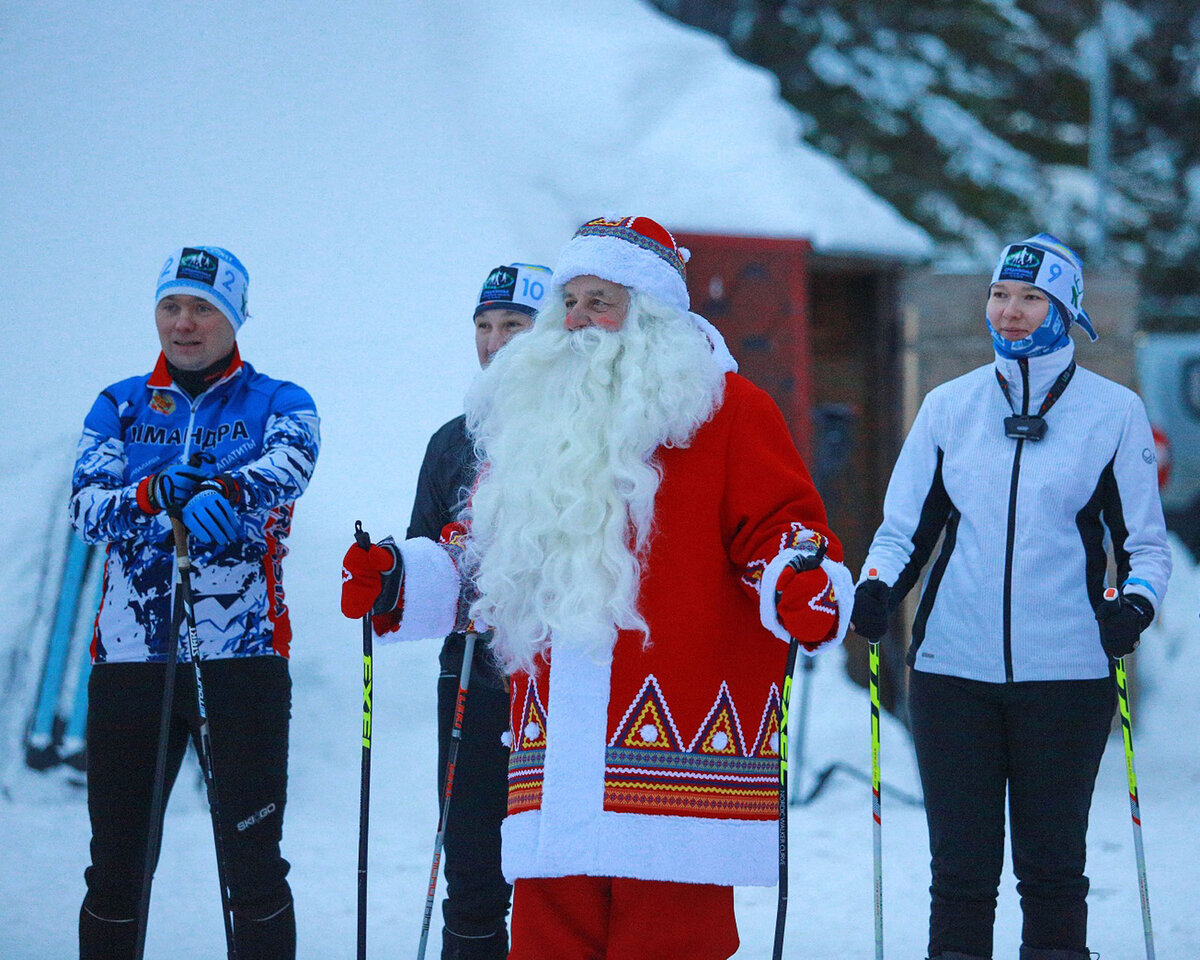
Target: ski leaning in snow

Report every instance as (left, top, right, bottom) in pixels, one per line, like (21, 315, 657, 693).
(24, 528, 100, 774)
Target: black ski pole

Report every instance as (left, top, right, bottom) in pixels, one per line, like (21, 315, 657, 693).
(354, 521, 373, 960)
(133, 540, 186, 960)
(172, 514, 239, 960)
(772, 539, 827, 960)
(416, 629, 477, 960)
(773, 625, 800, 960)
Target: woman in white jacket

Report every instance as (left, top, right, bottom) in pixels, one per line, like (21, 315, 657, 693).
(852, 234, 1171, 960)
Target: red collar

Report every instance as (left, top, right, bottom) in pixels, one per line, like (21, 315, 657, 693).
(148, 345, 243, 389)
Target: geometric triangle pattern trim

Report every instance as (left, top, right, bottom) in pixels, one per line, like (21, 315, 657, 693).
(608, 673, 684, 751)
(517, 679, 549, 751)
(749, 682, 782, 759)
(686, 680, 747, 756)
(602, 673, 782, 820)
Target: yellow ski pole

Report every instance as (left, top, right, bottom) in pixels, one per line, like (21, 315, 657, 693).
(1106, 587, 1155, 960)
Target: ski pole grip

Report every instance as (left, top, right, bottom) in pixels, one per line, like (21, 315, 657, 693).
(1104, 587, 1118, 601)
(354, 520, 371, 551)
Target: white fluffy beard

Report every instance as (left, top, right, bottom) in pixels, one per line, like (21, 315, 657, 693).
(463, 292, 726, 674)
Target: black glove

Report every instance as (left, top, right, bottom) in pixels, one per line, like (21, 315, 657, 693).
(372, 537, 404, 616)
(851, 578, 890, 639)
(1096, 591, 1154, 660)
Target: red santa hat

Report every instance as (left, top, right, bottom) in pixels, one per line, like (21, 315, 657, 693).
(552, 216, 691, 313)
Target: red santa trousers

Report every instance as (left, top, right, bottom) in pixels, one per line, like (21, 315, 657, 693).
(509, 875, 739, 960)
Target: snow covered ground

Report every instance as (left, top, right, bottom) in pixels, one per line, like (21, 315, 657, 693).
(2, 1, 1196, 957)
(4, 543, 1198, 959)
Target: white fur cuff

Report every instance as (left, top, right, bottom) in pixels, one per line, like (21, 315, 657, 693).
(377, 537, 461, 643)
(759, 546, 854, 656)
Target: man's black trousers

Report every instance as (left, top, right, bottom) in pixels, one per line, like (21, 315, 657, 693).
(436, 632, 512, 960)
(908, 669, 1115, 960)
(80, 656, 294, 960)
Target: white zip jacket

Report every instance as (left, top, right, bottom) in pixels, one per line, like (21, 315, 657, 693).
(863, 339, 1171, 683)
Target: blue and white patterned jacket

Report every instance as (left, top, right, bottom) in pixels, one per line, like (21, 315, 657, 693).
(71, 350, 320, 664)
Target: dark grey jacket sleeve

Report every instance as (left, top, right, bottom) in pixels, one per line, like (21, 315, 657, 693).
(407, 414, 477, 541)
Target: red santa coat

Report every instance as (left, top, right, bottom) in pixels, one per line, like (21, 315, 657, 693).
(387, 373, 853, 886)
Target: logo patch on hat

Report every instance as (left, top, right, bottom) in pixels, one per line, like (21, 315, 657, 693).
(150, 391, 176, 416)
(998, 245, 1045, 284)
(177, 248, 219, 287)
(480, 267, 518, 304)
(475, 263, 551, 317)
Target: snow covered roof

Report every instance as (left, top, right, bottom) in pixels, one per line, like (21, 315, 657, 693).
(1, 0, 929, 459)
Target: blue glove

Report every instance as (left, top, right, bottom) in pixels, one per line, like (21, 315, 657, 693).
(148, 463, 206, 512)
(181, 482, 242, 547)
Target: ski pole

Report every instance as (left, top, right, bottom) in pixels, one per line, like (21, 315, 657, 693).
(867, 571, 884, 960)
(856, 568, 885, 960)
(417, 629, 477, 960)
(173, 514, 239, 960)
(134, 542, 187, 960)
(1106, 587, 1156, 960)
(787, 657, 815, 805)
(771, 540, 828, 960)
(773, 626, 800, 960)
(354, 521, 373, 960)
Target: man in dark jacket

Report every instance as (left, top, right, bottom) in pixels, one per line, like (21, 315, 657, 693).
(406, 262, 549, 960)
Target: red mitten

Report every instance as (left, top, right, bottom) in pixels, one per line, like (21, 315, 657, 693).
(371, 609, 403, 636)
(776, 564, 838, 649)
(341, 543, 398, 619)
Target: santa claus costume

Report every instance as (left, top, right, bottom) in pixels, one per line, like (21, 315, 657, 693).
(350, 217, 852, 958)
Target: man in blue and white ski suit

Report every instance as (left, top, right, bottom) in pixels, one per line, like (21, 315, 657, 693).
(852, 234, 1170, 960)
(71, 247, 319, 960)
